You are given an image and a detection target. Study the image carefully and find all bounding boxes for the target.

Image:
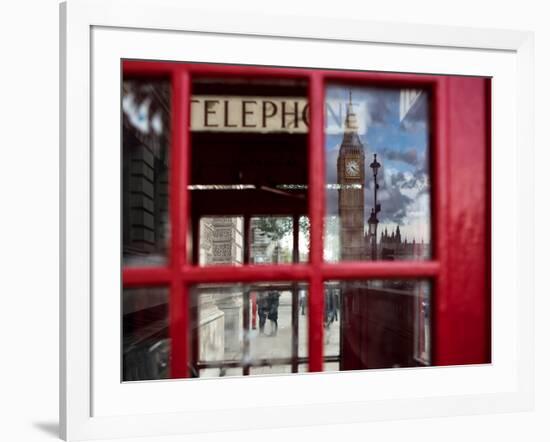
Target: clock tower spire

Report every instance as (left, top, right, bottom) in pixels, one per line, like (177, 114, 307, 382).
(337, 91, 366, 261)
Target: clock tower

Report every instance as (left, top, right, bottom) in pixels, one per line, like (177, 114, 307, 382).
(337, 92, 365, 261)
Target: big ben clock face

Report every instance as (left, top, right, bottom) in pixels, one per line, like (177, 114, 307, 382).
(345, 159, 360, 178)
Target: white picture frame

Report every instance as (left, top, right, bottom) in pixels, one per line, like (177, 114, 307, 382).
(60, 0, 534, 440)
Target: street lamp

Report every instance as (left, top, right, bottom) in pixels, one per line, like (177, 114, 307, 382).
(370, 153, 381, 213)
(367, 208, 378, 235)
(367, 208, 378, 260)
(369, 154, 382, 260)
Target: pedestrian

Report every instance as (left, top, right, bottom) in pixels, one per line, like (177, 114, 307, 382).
(299, 289, 306, 315)
(257, 292, 269, 334)
(333, 291, 339, 321)
(267, 291, 281, 336)
(324, 289, 338, 328)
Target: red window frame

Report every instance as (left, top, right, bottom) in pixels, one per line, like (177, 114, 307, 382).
(122, 60, 491, 378)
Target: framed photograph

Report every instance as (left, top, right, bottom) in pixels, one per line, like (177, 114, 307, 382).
(60, 0, 534, 440)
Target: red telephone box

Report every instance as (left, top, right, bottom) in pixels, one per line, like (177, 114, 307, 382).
(121, 61, 490, 380)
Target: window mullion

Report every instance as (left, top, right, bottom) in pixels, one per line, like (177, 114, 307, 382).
(308, 72, 325, 372)
(169, 67, 191, 378)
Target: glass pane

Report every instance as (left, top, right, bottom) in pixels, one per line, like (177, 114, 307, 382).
(189, 77, 309, 264)
(298, 288, 308, 358)
(332, 279, 432, 369)
(324, 284, 341, 357)
(198, 216, 244, 265)
(297, 288, 340, 360)
(121, 280, 431, 381)
(193, 284, 245, 372)
(199, 367, 243, 378)
(249, 365, 292, 376)
(298, 216, 310, 263)
(324, 85, 431, 262)
(250, 217, 293, 264)
(122, 79, 170, 266)
(324, 362, 340, 372)
(249, 284, 293, 358)
(289, 279, 432, 373)
(122, 287, 169, 381)
(190, 282, 307, 379)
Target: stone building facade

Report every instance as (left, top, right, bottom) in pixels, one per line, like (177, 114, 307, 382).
(198, 217, 244, 372)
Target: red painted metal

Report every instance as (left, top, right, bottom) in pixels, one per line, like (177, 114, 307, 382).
(321, 70, 441, 87)
(308, 277, 324, 372)
(169, 69, 191, 378)
(485, 79, 492, 363)
(123, 261, 441, 287)
(123, 60, 309, 79)
(307, 72, 325, 372)
(180, 264, 311, 283)
(433, 77, 491, 366)
(123, 59, 443, 86)
(432, 77, 450, 366)
(123, 60, 177, 76)
(308, 75, 325, 268)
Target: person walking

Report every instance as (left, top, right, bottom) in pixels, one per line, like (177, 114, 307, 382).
(266, 291, 281, 336)
(257, 292, 269, 335)
(299, 289, 306, 316)
(324, 289, 338, 328)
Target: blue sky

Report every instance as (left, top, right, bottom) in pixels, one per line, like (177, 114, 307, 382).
(325, 85, 431, 245)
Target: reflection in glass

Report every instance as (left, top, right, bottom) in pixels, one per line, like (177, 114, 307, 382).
(250, 217, 293, 264)
(199, 217, 244, 266)
(121, 279, 431, 381)
(297, 289, 340, 364)
(249, 365, 292, 376)
(189, 77, 309, 265)
(298, 216, 310, 263)
(120, 74, 436, 382)
(191, 282, 307, 378)
(122, 287, 170, 381)
(263, 279, 431, 373)
(324, 85, 431, 262)
(334, 279, 432, 369)
(249, 287, 290, 359)
(122, 79, 170, 266)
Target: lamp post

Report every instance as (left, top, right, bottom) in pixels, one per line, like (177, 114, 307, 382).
(369, 154, 381, 260)
(368, 208, 378, 260)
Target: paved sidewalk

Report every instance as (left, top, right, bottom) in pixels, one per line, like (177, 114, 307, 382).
(201, 291, 341, 378)
(248, 292, 340, 375)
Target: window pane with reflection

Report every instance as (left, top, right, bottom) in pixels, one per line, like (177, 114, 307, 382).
(324, 85, 431, 262)
(191, 282, 308, 378)
(189, 77, 309, 265)
(297, 289, 341, 370)
(122, 287, 169, 381)
(122, 79, 170, 267)
(334, 279, 432, 369)
(199, 216, 244, 266)
(250, 217, 293, 264)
